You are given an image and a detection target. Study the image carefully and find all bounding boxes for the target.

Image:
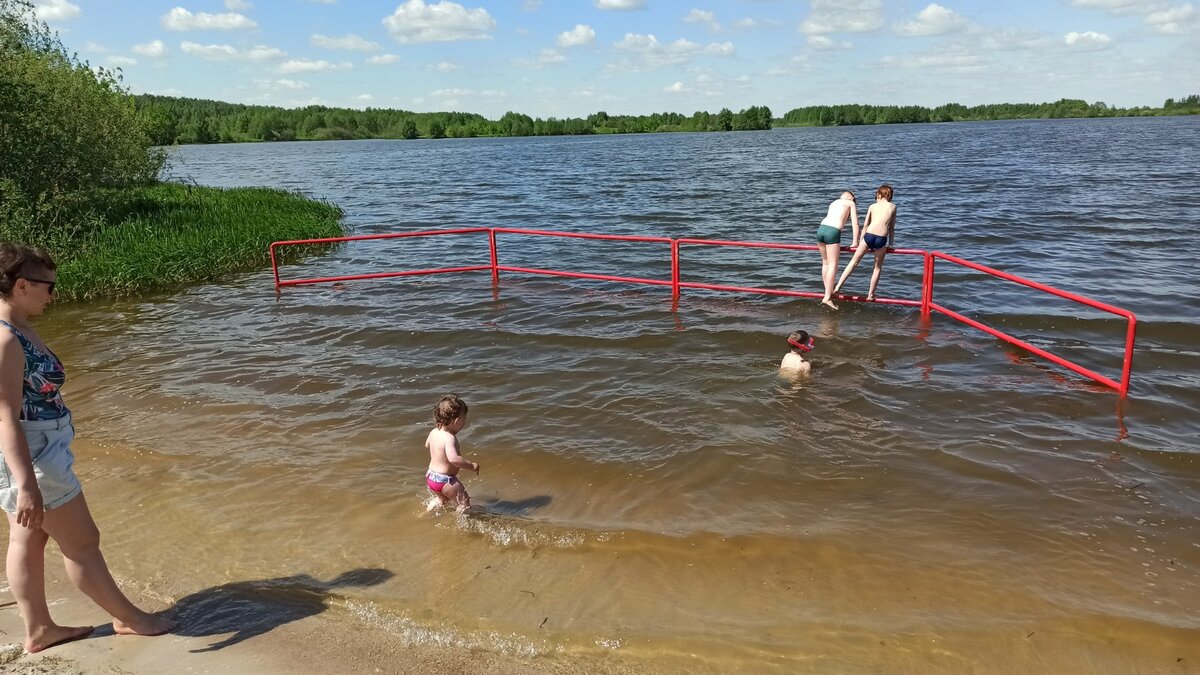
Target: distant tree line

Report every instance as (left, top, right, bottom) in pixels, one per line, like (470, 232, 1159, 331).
(135, 95, 774, 145)
(779, 96, 1200, 127)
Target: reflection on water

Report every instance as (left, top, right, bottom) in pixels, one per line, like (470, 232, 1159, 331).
(26, 118, 1200, 670)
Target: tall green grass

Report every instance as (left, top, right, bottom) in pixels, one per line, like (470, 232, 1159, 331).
(49, 183, 344, 301)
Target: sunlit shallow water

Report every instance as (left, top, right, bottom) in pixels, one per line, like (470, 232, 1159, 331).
(25, 118, 1200, 670)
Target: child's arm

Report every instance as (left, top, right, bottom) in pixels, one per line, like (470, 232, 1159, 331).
(849, 202, 860, 247)
(887, 207, 896, 248)
(445, 436, 480, 473)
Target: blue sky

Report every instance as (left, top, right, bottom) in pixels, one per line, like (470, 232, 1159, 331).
(34, 0, 1200, 118)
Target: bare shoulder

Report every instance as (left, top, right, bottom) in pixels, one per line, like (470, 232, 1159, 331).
(0, 330, 20, 354)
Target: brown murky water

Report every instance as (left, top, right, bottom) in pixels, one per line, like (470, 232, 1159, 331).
(26, 119, 1200, 671)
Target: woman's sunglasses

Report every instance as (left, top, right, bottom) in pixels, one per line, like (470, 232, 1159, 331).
(21, 277, 56, 294)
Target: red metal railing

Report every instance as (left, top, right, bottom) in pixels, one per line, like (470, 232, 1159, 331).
(927, 252, 1136, 396)
(269, 228, 1137, 396)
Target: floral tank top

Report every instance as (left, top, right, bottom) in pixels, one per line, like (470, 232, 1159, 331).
(0, 319, 68, 421)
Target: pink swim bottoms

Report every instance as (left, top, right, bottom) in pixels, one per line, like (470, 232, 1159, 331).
(426, 471, 459, 493)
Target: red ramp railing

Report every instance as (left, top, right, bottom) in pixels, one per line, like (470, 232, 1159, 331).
(269, 228, 1137, 396)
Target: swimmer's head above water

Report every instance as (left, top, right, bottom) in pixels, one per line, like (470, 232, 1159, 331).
(787, 330, 814, 353)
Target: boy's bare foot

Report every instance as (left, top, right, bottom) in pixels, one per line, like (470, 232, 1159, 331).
(113, 612, 175, 637)
(820, 299, 839, 310)
(866, 295, 876, 302)
(25, 624, 94, 653)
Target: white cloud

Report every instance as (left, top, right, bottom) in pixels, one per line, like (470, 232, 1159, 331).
(107, 56, 137, 67)
(557, 24, 596, 48)
(311, 33, 381, 51)
(880, 50, 985, 72)
(973, 26, 1051, 51)
(1068, 0, 1159, 14)
(356, 94, 374, 103)
(516, 47, 567, 68)
(522, 0, 542, 9)
(252, 78, 311, 91)
(431, 87, 472, 96)
(665, 81, 687, 93)
(683, 9, 720, 31)
(808, 35, 852, 50)
(367, 53, 401, 64)
(894, 4, 970, 36)
(427, 60, 462, 71)
(132, 39, 168, 58)
(162, 7, 256, 31)
(612, 33, 735, 69)
(34, 0, 81, 21)
(224, 0, 252, 9)
(246, 46, 286, 60)
(83, 41, 109, 53)
(799, 0, 884, 35)
(277, 58, 352, 73)
(180, 42, 285, 61)
(732, 17, 782, 30)
(596, 0, 645, 9)
(382, 0, 496, 43)
(1144, 4, 1197, 34)
(479, 90, 508, 99)
(1064, 30, 1112, 49)
(766, 54, 810, 76)
(180, 42, 239, 60)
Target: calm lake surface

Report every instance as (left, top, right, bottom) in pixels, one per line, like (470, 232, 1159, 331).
(38, 118, 1200, 671)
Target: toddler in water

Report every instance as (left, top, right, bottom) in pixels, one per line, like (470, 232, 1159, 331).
(424, 394, 480, 513)
(779, 330, 814, 376)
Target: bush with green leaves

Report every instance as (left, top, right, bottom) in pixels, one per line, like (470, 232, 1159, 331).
(1, 0, 165, 245)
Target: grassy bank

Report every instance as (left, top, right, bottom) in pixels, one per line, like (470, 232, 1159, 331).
(23, 183, 344, 301)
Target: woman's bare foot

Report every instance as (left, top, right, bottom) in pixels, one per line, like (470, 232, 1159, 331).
(113, 612, 175, 637)
(820, 298, 839, 310)
(25, 624, 94, 653)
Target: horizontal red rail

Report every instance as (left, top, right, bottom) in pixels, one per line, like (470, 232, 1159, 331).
(268, 228, 1137, 396)
(497, 265, 674, 286)
(929, 252, 1136, 396)
(279, 266, 492, 288)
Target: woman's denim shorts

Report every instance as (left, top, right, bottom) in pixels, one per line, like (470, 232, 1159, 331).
(0, 413, 82, 513)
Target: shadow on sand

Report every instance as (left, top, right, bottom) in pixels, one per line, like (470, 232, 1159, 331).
(158, 567, 393, 653)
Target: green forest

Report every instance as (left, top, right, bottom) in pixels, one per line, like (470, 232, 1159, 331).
(135, 93, 1199, 146)
(778, 96, 1200, 126)
(136, 95, 774, 145)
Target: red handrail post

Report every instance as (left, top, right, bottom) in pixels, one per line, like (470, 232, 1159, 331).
(488, 228, 499, 285)
(921, 251, 933, 317)
(1120, 315, 1137, 397)
(671, 239, 680, 300)
(269, 243, 281, 289)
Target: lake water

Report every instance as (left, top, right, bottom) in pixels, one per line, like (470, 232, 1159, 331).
(35, 117, 1200, 671)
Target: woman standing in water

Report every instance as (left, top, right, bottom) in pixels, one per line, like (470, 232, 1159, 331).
(0, 242, 173, 653)
(815, 191, 859, 310)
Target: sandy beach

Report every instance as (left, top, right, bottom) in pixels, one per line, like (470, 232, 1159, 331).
(0, 583, 645, 675)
